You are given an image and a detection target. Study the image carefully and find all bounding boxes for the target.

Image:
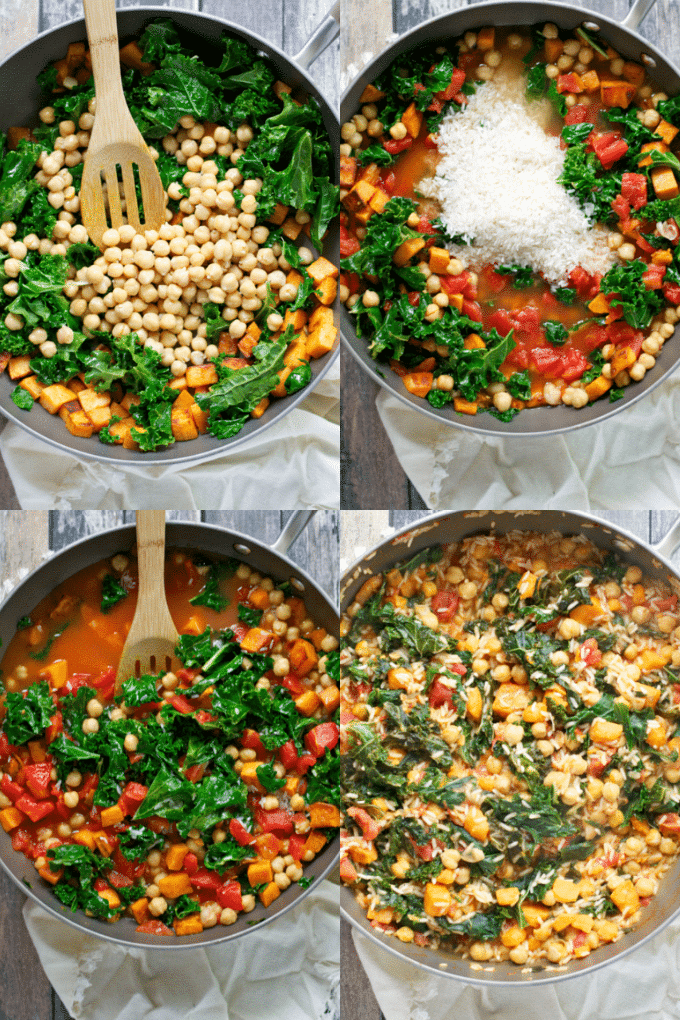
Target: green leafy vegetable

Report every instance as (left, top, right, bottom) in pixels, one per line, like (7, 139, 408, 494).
(101, 574, 127, 613)
(2, 680, 53, 745)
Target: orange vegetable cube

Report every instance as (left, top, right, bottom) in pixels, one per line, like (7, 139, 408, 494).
(359, 84, 386, 103)
(585, 375, 612, 401)
(289, 637, 318, 676)
(393, 237, 426, 267)
(0, 806, 23, 832)
(302, 830, 327, 857)
(165, 844, 189, 871)
(306, 257, 339, 284)
(281, 217, 304, 241)
(453, 397, 477, 415)
(240, 627, 274, 653)
(97, 887, 121, 909)
(8, 355, 32, 380)
(477, 26, 495, 50)
(600, 79, 636, 108)
(319, 685, 340, 713)
(158, 873, 193, 899)
(401, 102, 423, 139)
(72, 829, 97, 850)
(402, 372, 433, 398)
(240, 761, 266, 792)
(174, 915, 204, 936)
(248, 860, 273, 886)
(186, 364, 218, 388)
(651, 166, 679, 200)
(100, 804, 125, 828)
(40, 384, 77, 415)
(130, 897, 149, 924)
(309, 803, 341, 828)
(655, 119, 680, 145)
(294, 690, 321, 716)
(38, 864, 63, 885)
(41, 659, 68, 689)
(259, 882, 281, 908)
(266, 202, 289, 226)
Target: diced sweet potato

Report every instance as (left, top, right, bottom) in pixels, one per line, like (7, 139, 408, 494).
(119, 40, 154, 75)
(622, 61, 645, 86)
(610, 344, 637, 377)
(306, 255, 339, 284)
(340, 155, 358, 188)
(453, 397, 477, 415)
(41, 659, 68, 688)
(100, 804, 125, 828)
(8, 355, 32, 380)
(40, 384, 79, 415)
(651, 165, 680, 200)
(545, 38, 563, 63)
(393, 237, 426, 267)
(241, 627, 274, 653)
(585, 375, 612, 401)
(250, 396, 269, 418)
(284, 339, 309, 370)
(318, 684, 340, 712)
(174, 915, 203, 936)
(39, 864, 64, 885)
(306, 313, 336, 359)
(302, 830, 326, 856)
(402, 372, 433, 397)
(171, 406, 199, 442)
(313, 276, 336, 306)
(463, 334, 486, 350)
(429, 247, 451, 274)
(237, 334, 258, 359)
(401, 102, 423, 139)
(248, 860, 273, 886)
(590, 718, 623, 743)
(580, 69, 600, 93)
(186, 364, 218, 387)
(588, 293, 610, 315)
(20, 376, 46, 399)
(610, 879, 640, 914)
(0, 806, 23, 832)
(477, 26, 495, 50)
(360, 83, 386, 103)
(267, 202, 289, 226)
(493, 682, 531, 717)
(638, 140, 668, 166)
(130, 897, 149, 924)
(166, 844, 189, 871)
(569, 598, 605, 624)
(273, 80, 292, 100)
(466, 687, 483, 723)
(655, 119, 680, 145)
(121, 392, 141, 412)
(68, 377, 86, 394)
(423, 882, 451, 917)
(281, 217, 304, 241)
(294, 690, 321, 716)
(189, 402, 209, 434)
(289, 637, 318, 676)
(283, 308, 308, 332)
(158, 873, 193, 899)
(87, 405, 112, 431)
(59, 400, 95, 438)
(259, 882, 281, 908)
(367, 188, 390, 215)
(600, 78, 636, 108)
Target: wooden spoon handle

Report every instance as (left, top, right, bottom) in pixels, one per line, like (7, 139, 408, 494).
(83, 0, 125, 111)
(135, 510, 168, 607)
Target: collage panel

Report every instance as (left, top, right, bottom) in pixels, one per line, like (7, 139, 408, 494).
(0, 510, 340, 1019)
(0, 0, 339, 510)
(340, 509, 680, 1018)
(340, 0, 680, 511)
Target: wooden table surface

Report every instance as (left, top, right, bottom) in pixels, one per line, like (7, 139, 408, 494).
(340, 0, 680, 511)
(0, 510, 338, 1020)
(340, 508, 680, 1019)
(0, 0, 339, 510)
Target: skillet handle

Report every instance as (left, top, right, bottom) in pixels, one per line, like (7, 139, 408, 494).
(650, 516, 680, 561)
(271, 511, 318, 555)
(622, 0, 659, 32)
(293, 1, 339, 70)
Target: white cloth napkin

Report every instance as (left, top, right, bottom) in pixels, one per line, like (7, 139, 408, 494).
(353, 916, 680, 1020)
(376, 366, 680, 511)
(23, 880, 339, 1020)
(0, 359, 339, 510)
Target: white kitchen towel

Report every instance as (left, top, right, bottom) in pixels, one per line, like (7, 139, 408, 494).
(353, 916, 680, 1020)
(23, 879, 339, 1020)
(376, 367, 680, 511)
(0, 359, 339, 511)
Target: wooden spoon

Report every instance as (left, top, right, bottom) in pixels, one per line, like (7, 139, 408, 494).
(80, 0, 166, 249)
(115, 510, 180, 698)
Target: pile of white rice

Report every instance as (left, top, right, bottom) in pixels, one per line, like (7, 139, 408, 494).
(419, 70, 615, 287)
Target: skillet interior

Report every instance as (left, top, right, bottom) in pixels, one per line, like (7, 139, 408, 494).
(0, 520, 339, 949)
(340, 0, 680, 438)
(0, 7, 339, 465)
(341, 509, 680, 985)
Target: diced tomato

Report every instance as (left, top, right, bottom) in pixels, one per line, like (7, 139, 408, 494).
(428, 678, 453, 710)
(380, 170, 396, 193)
(408, 291, 422, 307)
(241, 729, 267, 757)
(135, 920, 174, 936)
(653, 595, 678, 612)
(185, 764, 205, 783)
(430, 590, 460, 621)
(295, 753, 316, 775)
(340, 224, 360, 258)
(90, 666, 115, 701)
(146, 815, 173, 835)
(569, 266, 600, 300)
(55, 794, 71, 819)
(487, 308, 513, 337)
(607, 321, 644, 356)
(255, 832, 282, 858)
(658, 813, 680, 836)
(427, 95, 444, 114)
(11, 828, 32, 853)
(281, 674, 304, 697)
(288, 834, 306, 861)
(383, 137, 413, 155)
(0, 733, 17, 758)
(462, 299, 482, 321)
(589, 131, 628, 170)
(0, 774, 24, 802)
(434, 67, 466, 102)
(23, 761, 53, 800)
(190, 868, 223, 891)
(109, 870, 134, 889)
(63, 672, 93, 695)
(621, 173, 647, 210)
(642, 264, 666, 290)
(416, 841, 436, 861)
(573, 930, 587, 949)
(256, 808, 294, 835)
(417, 216, 437, 235)
(111, 848, 146, 881)
(229, 818, 255, 846)
(505, 343, 529, 369)
(564, 105, 588, 124)
(93, 877, 109, 892)
(423, 133, 438, 149)
(184, 851, 199, 875)
(598, 852, 622, 868)
(340, 857, 358, 883)
(581, 324, 609, 353)
(440, 271, 476, 299)
(278, 739, 299, 772)
(560, 348, 589, 382)
(304, 722, 339, 757)
(511, 305, 543, 344)
(118, 782, 148, 817)
(217, 881, 243, 912)
(530, 347, 563, 377)
(557, 73, 584, 94)
(176, 668, 201, 686)
(482, 265, 508, 293)
(169, 694, 194, 715)
(348, 806, 380, 841)
(16, 793, 54, 823)
(46, 712, 63, 744)
(580, 637, 602, 666)
(231, 622, 249, 643)
(663, 281, 680, 304)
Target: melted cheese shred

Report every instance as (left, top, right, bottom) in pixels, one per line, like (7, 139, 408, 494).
(420, 70, 615, 287)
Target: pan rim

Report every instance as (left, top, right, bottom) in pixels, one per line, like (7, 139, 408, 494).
(0, 519, 340, 949)
(0, 6, 339, 465)
(339, 0, 680, 439)
(340, 508, 680, 985)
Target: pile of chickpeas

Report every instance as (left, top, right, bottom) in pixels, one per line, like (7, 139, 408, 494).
(1, 97, 317, 379)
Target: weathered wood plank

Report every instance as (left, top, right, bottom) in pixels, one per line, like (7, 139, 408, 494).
(49, 511, 125, 551)
(1, 0, 39, 56)
(0, 512, 52, 1020)
(340, 919, 382, 1020)
(282, 510, 338, 599)
(200, 0, 282, 46)
(340, 511, 390, 565)
(203, 512, 284, 545)
(283, 0, 338, 107)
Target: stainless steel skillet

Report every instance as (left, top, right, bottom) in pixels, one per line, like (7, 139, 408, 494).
(0, 4, 339, 464)
(0, 511, 339, 948)
(340, 0, 680, 438)
(341, 510, 680, 985)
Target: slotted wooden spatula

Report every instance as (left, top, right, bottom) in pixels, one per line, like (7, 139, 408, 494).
(80, 0, 166, 249)
(115, 510, 180, 698)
